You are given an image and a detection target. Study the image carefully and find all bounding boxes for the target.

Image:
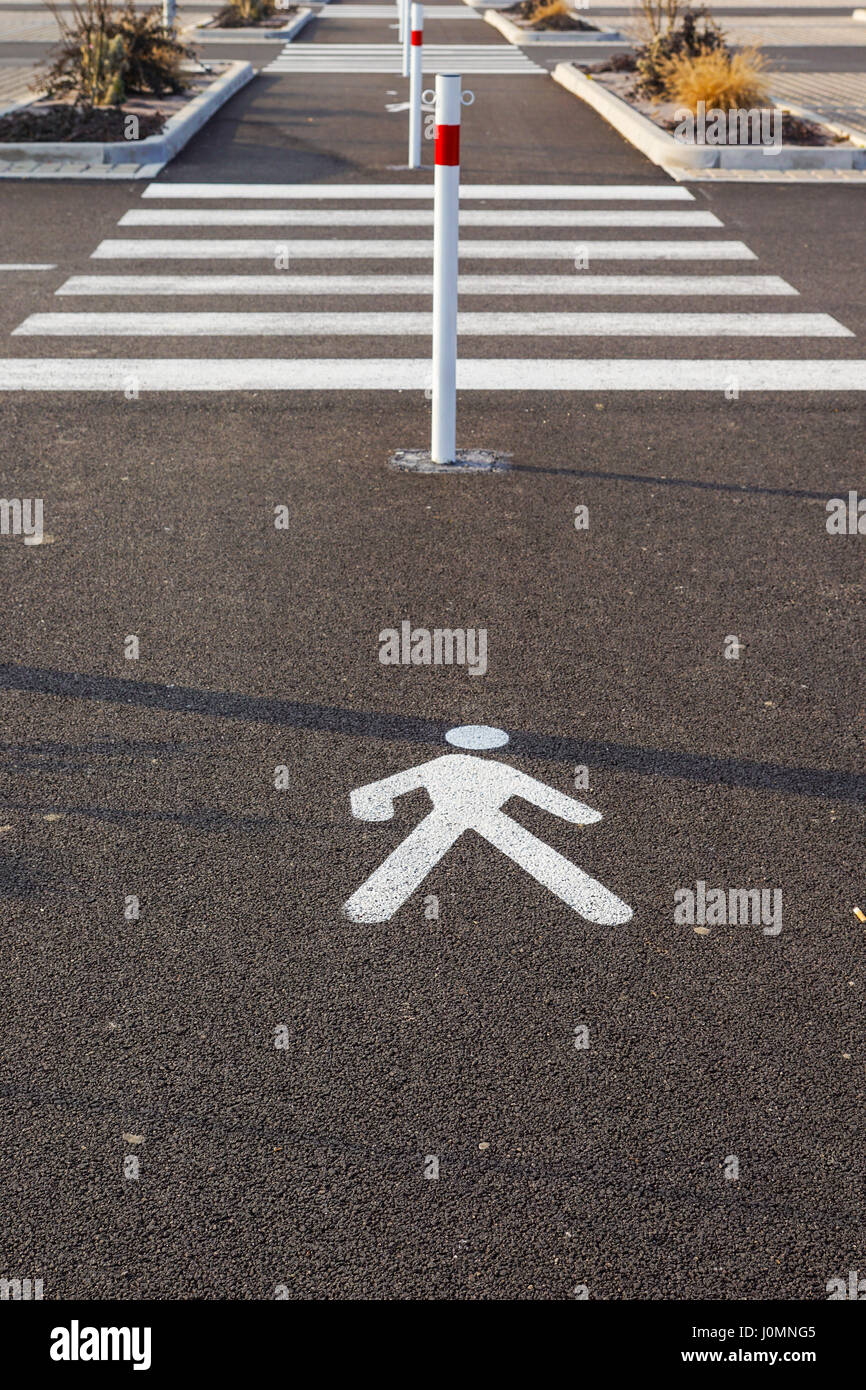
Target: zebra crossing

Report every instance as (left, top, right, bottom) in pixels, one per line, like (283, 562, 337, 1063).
(3, 180, 863, 392)
(264, 44, 545, 74)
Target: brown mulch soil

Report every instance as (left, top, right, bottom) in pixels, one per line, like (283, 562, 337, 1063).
(210, 5, 295, 25)
(504, 1, 597, 26)
(655, 111, 839, 146)
(529, 12, 598, 29)
(583, 54, 638, 74)
(0, 104, 166, 142)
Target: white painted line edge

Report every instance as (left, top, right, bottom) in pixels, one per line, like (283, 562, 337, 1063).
(90, 239, 758, 261)
(141, 182, 695, 201)
(55, 274, 799, 296)
(13, 312, 851, 337)
(0, 359, 864, 390)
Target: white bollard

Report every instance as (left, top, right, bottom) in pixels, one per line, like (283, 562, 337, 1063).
(431, 73, 461, 466)
(162, 0, 176, 28)
(401, 0, 411, 77)
(408, 5, 423, 170)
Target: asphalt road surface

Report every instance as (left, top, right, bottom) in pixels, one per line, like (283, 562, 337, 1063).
(0, 2, 863, 1303)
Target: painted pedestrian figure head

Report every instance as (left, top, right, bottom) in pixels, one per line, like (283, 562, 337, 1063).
(444, 724, 509, 750)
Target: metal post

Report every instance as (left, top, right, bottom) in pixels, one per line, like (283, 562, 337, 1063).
(408, 4, 423, 170)
(431, 73, 460, 466)
(163, 0, 176, 28)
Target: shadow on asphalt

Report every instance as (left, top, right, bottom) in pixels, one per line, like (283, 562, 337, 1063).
(1, 661, 863, 802)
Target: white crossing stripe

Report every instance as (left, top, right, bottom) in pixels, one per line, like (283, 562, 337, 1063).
(91, 239, 757, 261)
(56, 274, 798, 297)
(315, 4, 475, 13)
(14, 312, 849, 337)
(265, 44, 544, 72)
(2, 359, 865, 391)
(119, 209, 722, 229)
(141, 184, 697, 202)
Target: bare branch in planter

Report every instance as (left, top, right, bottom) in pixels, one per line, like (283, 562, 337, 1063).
(633, 0, 680, 39)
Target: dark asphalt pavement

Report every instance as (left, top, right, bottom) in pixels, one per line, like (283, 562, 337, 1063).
(0, 1, 863, 1304)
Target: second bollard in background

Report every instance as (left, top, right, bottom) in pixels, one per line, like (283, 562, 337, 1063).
(401, 0, 410, 77)
(431, 73, 461, 466)
(408, 5, 424, 170)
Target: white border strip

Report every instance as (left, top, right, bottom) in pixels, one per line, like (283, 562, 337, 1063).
(91, 239, 756, 261)
(1, 359, 864, 390)
(141, 183, 695, 201)
(13, 312, 850, 337)
(120, 209, 720, 228)
(56, 273, 797, 296)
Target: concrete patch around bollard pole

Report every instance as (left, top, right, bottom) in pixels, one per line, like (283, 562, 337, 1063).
(389, 449, 510, 475)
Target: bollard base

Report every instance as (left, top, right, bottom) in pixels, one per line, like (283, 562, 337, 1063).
(389, 448, 510, 475)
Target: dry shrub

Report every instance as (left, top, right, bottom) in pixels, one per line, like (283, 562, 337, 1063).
(39, 0, 191, 105)
(214, 0, 278, 24)
(530, 0, 570, 18)
(658, 44, 770, 112)
(635, 7, 727, 98)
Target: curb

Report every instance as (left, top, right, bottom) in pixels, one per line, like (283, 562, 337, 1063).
(189, 7, 314, 40)
(552, 61, 866, 172)
(0, 61, 254, 171)
(484, 9, 625, 44)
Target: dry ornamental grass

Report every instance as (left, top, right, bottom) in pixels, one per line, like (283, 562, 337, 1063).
(657, 44, 770, 113)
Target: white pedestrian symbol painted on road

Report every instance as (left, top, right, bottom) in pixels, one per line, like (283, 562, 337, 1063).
(343, 725, 633, 925)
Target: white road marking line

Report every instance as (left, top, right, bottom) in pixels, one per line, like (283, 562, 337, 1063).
(1, 359, 864, 391)
(266, 55, 543, 71)
(266, 68, 541, 74)
(315, 5, 475, 14)
(0, 263, 56, 270)
(91, 239, 757, 261)
(119, 209, 722, 228)
(56, 273, 797, 296)
(141, 183, 695, 201)
(14, 312, 849, 337)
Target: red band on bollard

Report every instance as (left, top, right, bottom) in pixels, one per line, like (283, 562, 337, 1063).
(410, 29, 422, 43)
(434, 123, 460, 166)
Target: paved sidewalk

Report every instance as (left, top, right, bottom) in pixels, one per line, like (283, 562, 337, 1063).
(0, 0, 215, 42)
(591, 3, 866, 49)
(0, 58, 37, 112)
(770, 69, 866, 139)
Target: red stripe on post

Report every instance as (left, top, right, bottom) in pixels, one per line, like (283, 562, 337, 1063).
(410, 29, 422, 43)
(434, 123, 460, 167)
